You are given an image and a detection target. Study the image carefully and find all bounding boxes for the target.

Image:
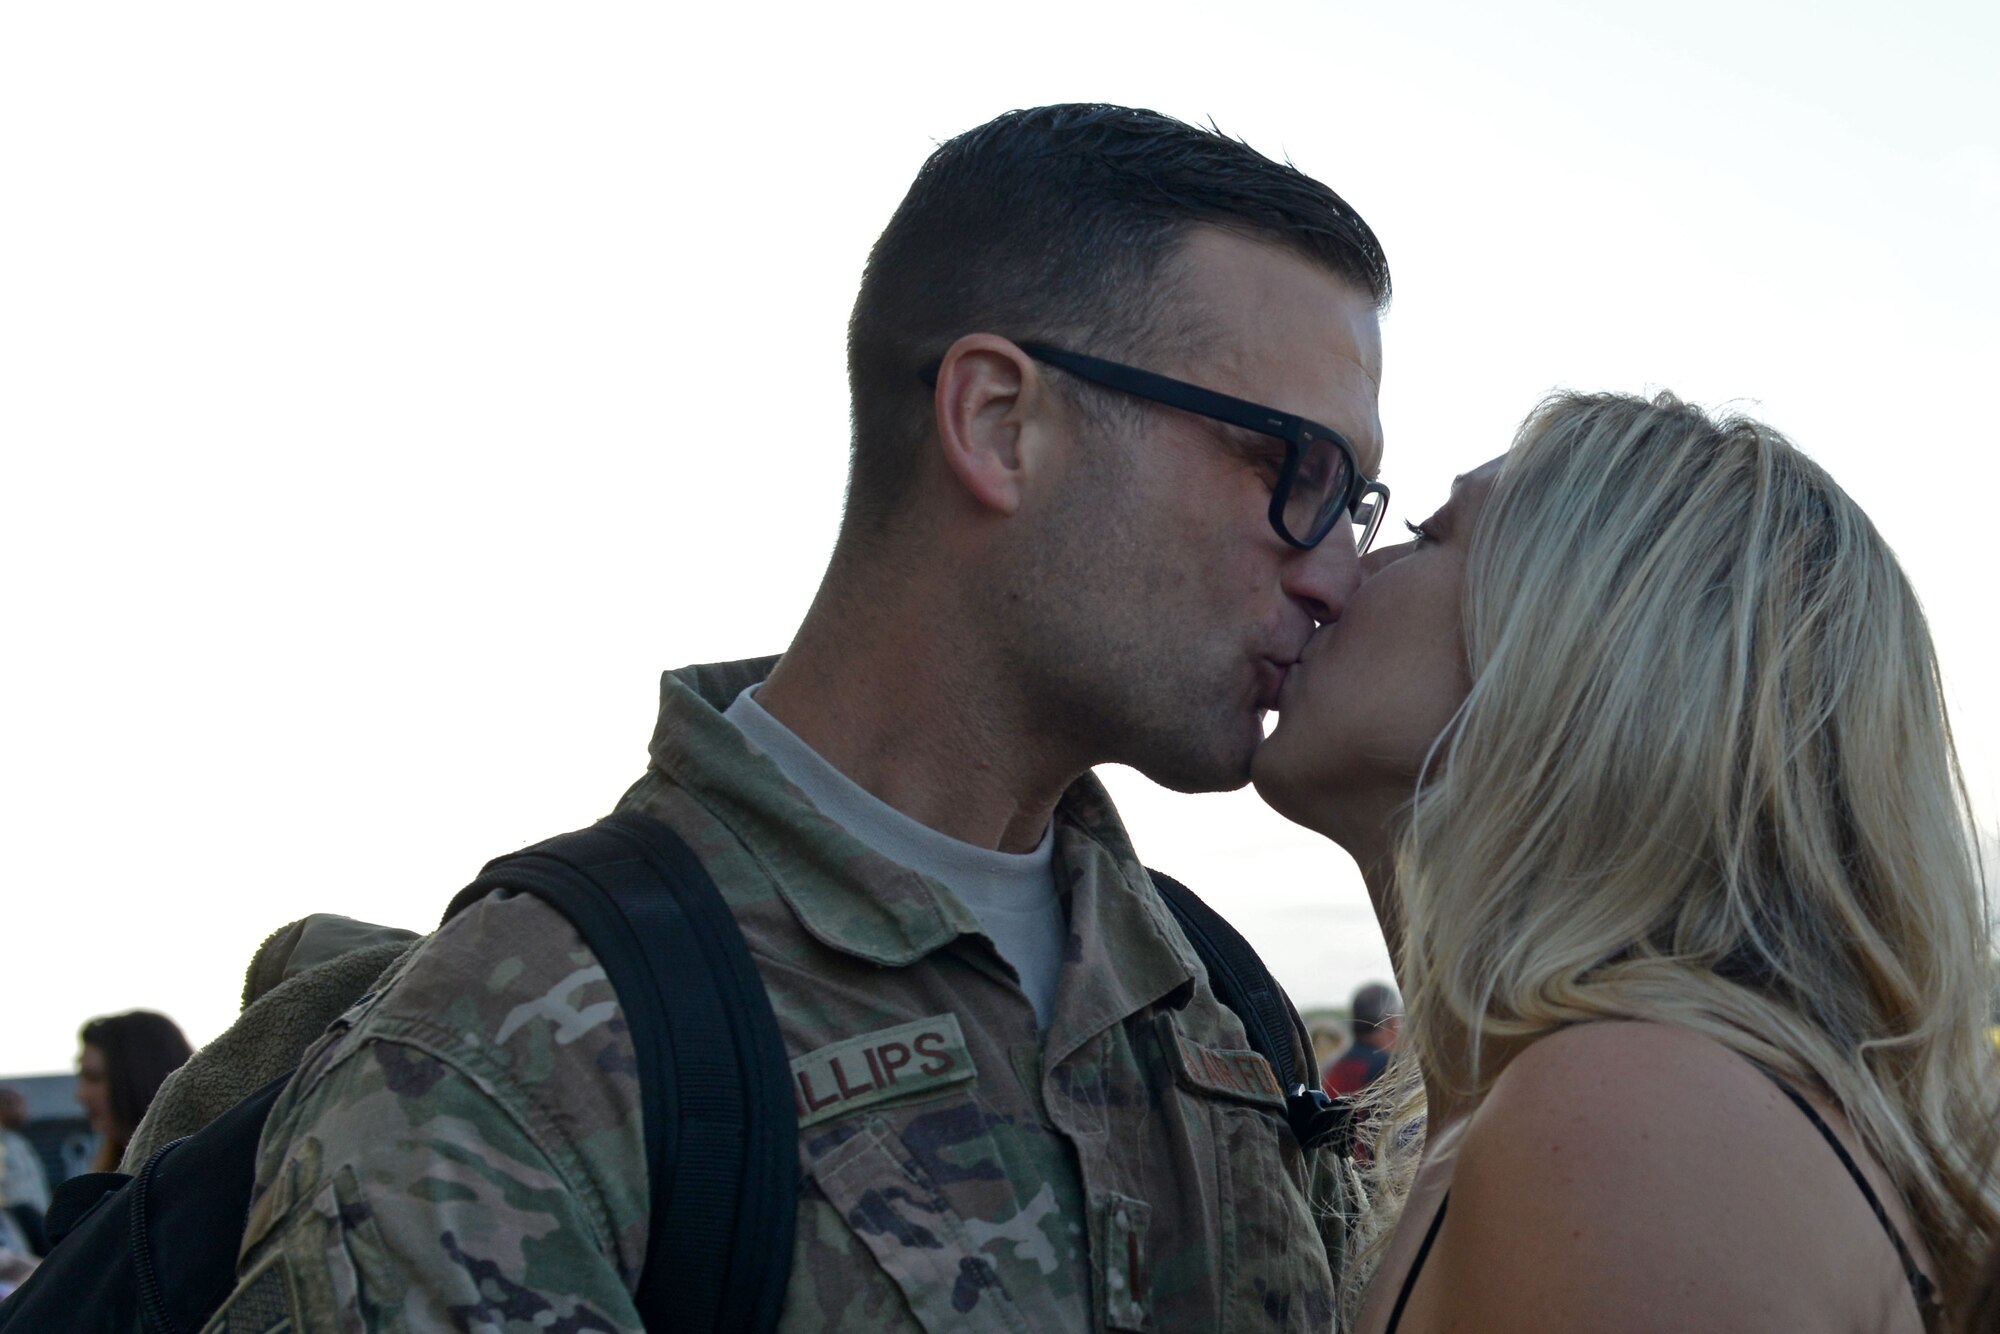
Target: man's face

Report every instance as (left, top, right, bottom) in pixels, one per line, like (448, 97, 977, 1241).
(1014, 227, 1385, 792)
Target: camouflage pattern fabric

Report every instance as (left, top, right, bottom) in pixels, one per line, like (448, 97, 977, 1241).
(206, 656, 1353, 1332)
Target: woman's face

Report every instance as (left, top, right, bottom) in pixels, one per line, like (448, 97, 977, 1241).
(75, 1042, 112, 1134)
(1252, 456, 1505, 841)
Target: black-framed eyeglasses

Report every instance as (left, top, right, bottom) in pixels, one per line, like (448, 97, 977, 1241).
(923, 341, 1387, 552)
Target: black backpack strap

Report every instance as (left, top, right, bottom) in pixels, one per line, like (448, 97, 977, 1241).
(1148, 868, 1354, 1155)
(444, 811, 797, 1334)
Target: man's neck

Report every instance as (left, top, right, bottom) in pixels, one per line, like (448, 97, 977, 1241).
(756, 557, 1077, 855)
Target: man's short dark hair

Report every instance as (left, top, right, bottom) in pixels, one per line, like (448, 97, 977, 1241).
(1350, 982, 1401, 1039)
(843, 103, 1391, 536)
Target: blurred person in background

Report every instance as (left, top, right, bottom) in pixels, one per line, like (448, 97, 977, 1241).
(1324, 980, 1403, 1098)
(0, 1088, 49, 1216)
(75, 1011, 192, 1173)
(0, 1086, 51, 1261)
(0, 1218, 35, 1298)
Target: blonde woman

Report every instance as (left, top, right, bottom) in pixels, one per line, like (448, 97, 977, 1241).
(1253, 392, 1997, 1333)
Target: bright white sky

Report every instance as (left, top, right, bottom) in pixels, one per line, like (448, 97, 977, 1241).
(3, 1, 1994, 1075)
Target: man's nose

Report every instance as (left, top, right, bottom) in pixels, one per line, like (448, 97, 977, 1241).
(1281, 531, 1363, 625)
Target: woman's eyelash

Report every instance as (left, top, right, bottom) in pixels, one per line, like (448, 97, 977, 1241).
(1405, 520, 1433, 542)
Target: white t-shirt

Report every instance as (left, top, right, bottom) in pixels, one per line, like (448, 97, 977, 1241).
(722, 685, 1067, 1031)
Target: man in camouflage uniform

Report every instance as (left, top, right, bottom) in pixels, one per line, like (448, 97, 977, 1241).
(209, 104, 1391, 1331)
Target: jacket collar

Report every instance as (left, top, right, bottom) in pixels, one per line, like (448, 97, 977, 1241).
(642, 657, 977, 966)
(639, 657, 1200, 1021)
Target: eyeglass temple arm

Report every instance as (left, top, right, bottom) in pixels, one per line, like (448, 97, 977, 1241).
(920, 343, 1311, 443)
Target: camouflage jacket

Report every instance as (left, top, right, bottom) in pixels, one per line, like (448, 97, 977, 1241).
(207, 657, 1352, 1333)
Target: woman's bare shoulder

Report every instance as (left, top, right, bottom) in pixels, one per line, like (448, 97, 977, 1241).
(1476, 1019, 1775, 1130)
(1456, 1020, 1796, 1231)
(1412, 1022, 1910, 1333)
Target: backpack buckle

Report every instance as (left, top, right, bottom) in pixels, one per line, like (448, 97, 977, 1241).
(1286, 1085, 1356, 1156)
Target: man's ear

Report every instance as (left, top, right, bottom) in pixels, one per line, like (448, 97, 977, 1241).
(930, 334, 1050, 517)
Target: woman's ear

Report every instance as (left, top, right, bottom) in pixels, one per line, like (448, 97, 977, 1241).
(929, 334, 1046, 516)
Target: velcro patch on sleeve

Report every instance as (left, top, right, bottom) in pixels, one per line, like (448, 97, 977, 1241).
(205, 1252, 302, 1333)
(790, 1013, 975, 1129)
(1162, 1016, 1286, 1109)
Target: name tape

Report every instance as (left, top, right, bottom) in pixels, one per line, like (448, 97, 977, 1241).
(1167, 1024, 1285, 1108)
(791, 1012, 975, 1128)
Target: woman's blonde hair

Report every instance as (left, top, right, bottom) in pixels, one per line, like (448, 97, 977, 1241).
(1348, 390, 1997, 1322)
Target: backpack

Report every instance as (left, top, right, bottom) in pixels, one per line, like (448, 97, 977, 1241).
(0, 811, 1341, 1332)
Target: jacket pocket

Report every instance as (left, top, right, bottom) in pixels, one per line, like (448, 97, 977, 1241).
(804, 1115, 1036, 1334)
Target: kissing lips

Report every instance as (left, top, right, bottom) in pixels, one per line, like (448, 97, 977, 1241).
(1255, 657, 1293, 712)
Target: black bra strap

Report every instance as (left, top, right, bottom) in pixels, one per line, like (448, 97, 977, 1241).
(1382, 1193, 1449, 1334)
(1760, 1072, 1938, 1317)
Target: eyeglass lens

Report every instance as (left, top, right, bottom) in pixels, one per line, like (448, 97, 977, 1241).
(1283, 438, 1363, 548)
